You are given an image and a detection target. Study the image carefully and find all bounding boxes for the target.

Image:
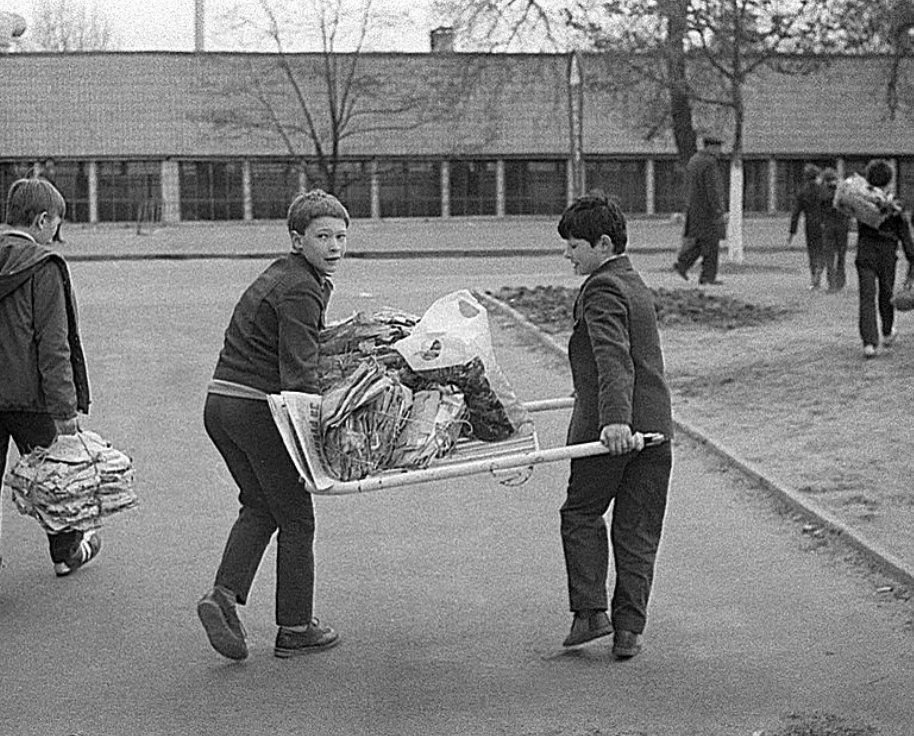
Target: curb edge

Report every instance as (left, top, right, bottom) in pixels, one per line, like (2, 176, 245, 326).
(474, 289, 914, 590)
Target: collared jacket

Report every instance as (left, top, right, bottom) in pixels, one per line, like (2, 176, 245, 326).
(212, 253, 333, 394)
(567, 255, 673, 446)
(683, 149, 725, 240)
(855, 204, 914, 280)
(0, 233, 90, 419)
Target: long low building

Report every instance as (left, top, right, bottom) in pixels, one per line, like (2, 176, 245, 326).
(0, 47, 911, 223)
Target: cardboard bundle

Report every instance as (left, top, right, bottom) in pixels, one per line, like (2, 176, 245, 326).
(5, 431, 136, 533)
(833, 174, 902, 230)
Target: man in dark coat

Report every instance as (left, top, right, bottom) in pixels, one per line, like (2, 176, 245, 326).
(787, 163, 826, 289)
(673, 136, 727, 285)
(557, 194, 673, 659)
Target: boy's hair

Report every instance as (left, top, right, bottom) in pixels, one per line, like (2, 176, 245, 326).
(5, 178, 66, 227)
(865, 159, 893, 188)
(557, 194, 628, 254)
(821, 167, 838, 185)
(287, 189, 350, 233)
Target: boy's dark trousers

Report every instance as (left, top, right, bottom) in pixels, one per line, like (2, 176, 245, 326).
(822, 224, 848, 290)
(856, 249, 898, 347)
(204, 393, 316, 627)
(560, 442, 672, 635)
(0, 411, 84, 563)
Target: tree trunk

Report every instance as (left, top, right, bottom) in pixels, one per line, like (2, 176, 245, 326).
(727, 81, 745, 263)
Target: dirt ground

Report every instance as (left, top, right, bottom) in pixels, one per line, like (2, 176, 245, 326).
(489, 248, 914, 585)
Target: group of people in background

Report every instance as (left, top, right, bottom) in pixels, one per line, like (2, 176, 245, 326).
(789, 158, 914, 358)
(787, 163, 851, 293)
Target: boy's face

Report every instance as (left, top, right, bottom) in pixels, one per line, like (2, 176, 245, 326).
(563, 234, 612, 276)
(291, 216, 348, 277)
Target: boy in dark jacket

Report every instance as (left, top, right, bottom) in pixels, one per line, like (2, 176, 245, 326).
(0, 178, 99, 576)
(557, 194, 673, 659)
(787, 163, 826, 290)
(854, 160, 914, 358)
(197, 190, 348, 661)
(819, 168, 851, 292)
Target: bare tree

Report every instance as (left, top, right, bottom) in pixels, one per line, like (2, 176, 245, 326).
(21, 0, 116, 51)
(205, 0, 494, 200)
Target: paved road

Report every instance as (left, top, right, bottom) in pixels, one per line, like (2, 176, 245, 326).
(1, 258, 912, 736)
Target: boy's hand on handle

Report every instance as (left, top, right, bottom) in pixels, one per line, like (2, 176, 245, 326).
(54, 417, 79, 436)
(600, 424, 644, 455)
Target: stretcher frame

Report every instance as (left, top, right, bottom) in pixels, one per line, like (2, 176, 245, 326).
(268, 393, 665, 496)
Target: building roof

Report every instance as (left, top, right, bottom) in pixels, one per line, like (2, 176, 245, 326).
(0, 50, 910, 160)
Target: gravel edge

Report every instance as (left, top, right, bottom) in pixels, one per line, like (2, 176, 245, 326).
(474, 289, 914, 590)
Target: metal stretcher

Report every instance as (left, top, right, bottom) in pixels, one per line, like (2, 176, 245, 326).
(269, 394, 665, 496)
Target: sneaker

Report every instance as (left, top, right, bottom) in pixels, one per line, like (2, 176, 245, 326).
(274, 619, 339, 658)
(883, 329, 898, 347)
(197, 587, 248, 660)
(562, 610, 613, 647)
(863, 344, 877, 359)
(612, 630, 643, 660)
(54, 531, 101, 577)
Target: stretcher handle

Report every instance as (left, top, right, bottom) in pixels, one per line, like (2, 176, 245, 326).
(315, 435, 667, 495)
(522, 398, 665, 448)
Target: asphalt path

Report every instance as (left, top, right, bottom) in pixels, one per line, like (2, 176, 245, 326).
(1, 257, 912, 736)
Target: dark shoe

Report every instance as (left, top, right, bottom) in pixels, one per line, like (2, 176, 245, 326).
(672, 263, 689, 281)
(562, 611, 612, 647)
(274, 619, 340, 658)
(54, 531, 101, 577)
(612, 630, 643, 660)
(197, 587, 248, 660)
(699, 278, 724, 285)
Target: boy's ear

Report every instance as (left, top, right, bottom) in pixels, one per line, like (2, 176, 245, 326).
(598, 234, 614, 252)
(32, 211, 48, 230)
(289, 230, 303, 253)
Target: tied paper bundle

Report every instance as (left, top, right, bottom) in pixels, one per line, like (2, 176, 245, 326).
(321, 360, 415, 481)
(319, 309, 419, 392)
(5, 431, 136, 533)
(320, 359, 468, 481)
(833, 174, 903, 230)
(393, 290, 533, 443)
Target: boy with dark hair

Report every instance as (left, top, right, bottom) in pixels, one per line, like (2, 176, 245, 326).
(0, 178, 99, 576)
(557, 194, 673, 659)
(788, 163, 826, 290)
(198, 190, 349, 661)
(855, 159, 914, 358)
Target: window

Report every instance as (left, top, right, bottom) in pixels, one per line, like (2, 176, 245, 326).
(742, 159, 769, 213)
(775, 159, 835, 212)
(96, 161, 160, 222)
(449, 160, 496, 216)
(179, 161, 244, 221)
(251, 160, 301, 220)
(308, 161, 372, 219)
(504, 160, 566, 215)
(585, 159, 646, 213)
(653, 159, 685, 214)
(0, 162, 32, 223)
(378, 161, 441, 218)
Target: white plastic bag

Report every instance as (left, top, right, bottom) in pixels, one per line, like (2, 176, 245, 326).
(393, 290, 532, 441)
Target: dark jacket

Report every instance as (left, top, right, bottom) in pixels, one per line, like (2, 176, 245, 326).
(820, 182, 851, 233)
(684, 149, 725, 240)
(789, 180, 824, 243)
(566, 256, 673, 445)
(0, 233, 90, 419)
(855, 205, 914, 279)
(213, 254, 333, 394)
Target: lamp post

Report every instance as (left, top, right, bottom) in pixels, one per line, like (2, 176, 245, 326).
(567, 50, 585, 200)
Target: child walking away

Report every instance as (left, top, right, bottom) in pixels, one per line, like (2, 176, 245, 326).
(819, 168, 851, 293)
(197, 190, 348, 660)
(0, 178, 100, 577)
(851, 160, 914, 358)
(787, 163, 826, 290)
(556, 194, 673, 659)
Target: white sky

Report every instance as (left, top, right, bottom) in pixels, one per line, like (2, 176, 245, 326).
(3, 0, 444, 52)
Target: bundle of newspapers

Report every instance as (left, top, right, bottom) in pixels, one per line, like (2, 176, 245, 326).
(312, 290, 533, 482)
(6, 430, 137, 533)
(833, 173, 902, 230)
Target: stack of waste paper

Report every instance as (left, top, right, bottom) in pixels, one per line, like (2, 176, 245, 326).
(310, 291, 533, 483)
(6, 430, 137, 533)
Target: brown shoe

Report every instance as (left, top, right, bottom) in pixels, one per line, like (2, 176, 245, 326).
(612, 630, 643, 660)
(274, 619, 340, 658)
(562, 611, 612, 647)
